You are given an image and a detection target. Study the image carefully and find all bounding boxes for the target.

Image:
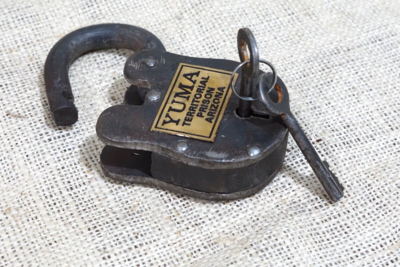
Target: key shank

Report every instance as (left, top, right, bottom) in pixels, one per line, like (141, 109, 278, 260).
(281, 112, 344, 202)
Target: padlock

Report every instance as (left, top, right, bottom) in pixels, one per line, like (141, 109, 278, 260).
(45, 24, 343, 201)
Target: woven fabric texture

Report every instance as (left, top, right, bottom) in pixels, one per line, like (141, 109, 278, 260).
(1, 0, 399, 266)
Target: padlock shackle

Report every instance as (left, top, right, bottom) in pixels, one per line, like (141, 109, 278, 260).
(44, 23, 166, 126)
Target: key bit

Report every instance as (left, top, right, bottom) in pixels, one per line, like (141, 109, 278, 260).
(257, 73, 344, 202)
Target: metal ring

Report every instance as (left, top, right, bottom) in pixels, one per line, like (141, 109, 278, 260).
(230, 59, 278, 101)
(257, 62, 278, 94)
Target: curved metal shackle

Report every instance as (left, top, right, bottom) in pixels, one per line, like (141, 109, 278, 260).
(44, 23, 166, 126)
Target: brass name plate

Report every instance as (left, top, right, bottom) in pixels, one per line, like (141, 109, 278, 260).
(151, 63, 238, 142)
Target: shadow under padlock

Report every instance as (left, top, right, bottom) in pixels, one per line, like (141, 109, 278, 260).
(44, 24, 343, 202)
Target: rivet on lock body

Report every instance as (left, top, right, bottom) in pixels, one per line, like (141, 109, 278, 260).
(45, 24, 344, 202)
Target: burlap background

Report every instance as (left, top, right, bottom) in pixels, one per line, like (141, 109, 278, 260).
(1, 0, 399, 266)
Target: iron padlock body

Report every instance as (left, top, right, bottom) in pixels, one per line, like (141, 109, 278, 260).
(97, 50, 288, 200)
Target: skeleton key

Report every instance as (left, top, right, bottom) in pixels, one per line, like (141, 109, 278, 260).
(257, 73, 344, 202)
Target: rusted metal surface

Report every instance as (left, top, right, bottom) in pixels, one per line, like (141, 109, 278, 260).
(236, 28, 259, 117)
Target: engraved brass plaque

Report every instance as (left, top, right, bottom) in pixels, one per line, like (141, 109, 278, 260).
(151, 63, 238, 142)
